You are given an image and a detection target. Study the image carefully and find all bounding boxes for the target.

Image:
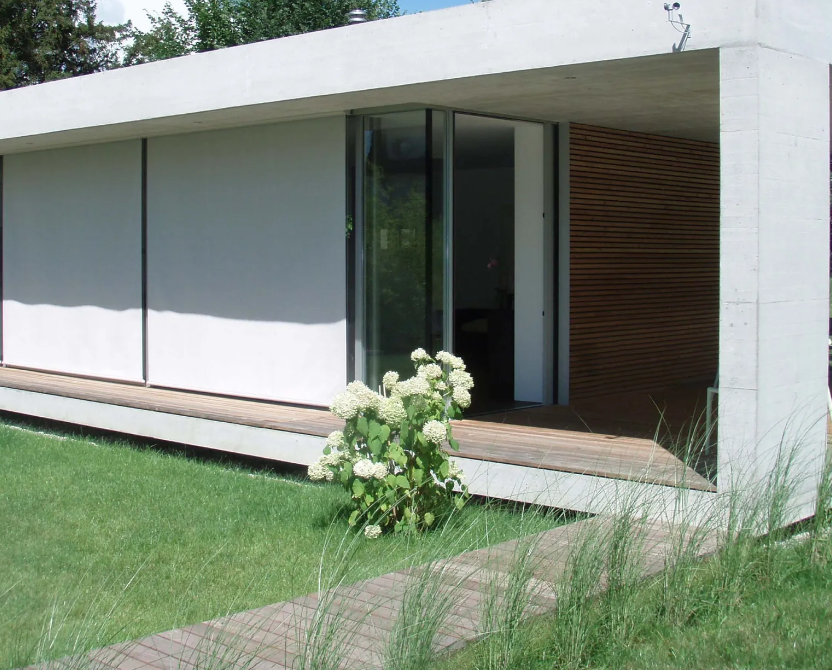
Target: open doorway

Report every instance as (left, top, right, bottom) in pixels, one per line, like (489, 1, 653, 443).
(453, 113, 545, 412)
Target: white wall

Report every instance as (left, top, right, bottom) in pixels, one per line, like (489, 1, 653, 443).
(2, 142, 143, 381)
(718, 46, 830, 520)
(146, 117, 346, 406)
(514, 122, 545, 403)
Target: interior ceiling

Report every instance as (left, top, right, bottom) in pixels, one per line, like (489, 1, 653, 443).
(2, 50, 722, 154)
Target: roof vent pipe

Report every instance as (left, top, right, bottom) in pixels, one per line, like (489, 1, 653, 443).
(348, 8, 368, 24)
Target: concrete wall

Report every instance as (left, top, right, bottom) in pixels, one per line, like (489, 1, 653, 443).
(2, 142, 143, 381)
(146, 117, 347, 406)
(7, 0, 829, 153)
(718, 46, 830, 520)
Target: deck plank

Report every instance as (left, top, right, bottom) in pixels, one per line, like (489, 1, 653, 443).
(0, 367, 714, 492)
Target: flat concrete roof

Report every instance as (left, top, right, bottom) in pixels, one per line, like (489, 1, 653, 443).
(0, 0, 829, 153)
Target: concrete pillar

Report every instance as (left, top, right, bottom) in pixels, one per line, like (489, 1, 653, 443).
(718, 46, 830, 521)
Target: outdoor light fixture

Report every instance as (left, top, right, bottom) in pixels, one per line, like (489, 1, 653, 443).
(664, 3, 691, 52)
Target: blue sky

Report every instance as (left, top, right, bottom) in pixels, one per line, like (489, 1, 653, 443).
(399, 0, 469, 14)
(99, 0, 472, 33)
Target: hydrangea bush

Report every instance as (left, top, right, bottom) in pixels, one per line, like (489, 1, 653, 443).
(308, 349, 473, 536)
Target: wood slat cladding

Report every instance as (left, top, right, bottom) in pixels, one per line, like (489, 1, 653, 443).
(569, 124, 719, 400)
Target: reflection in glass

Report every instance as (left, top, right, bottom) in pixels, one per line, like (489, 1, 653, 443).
(363, 110, 445, 391)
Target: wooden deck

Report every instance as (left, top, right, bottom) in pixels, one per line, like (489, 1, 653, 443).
(0, 367, 715, 492)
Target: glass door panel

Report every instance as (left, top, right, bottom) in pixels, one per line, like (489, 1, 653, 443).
(362, 110, 445, 391)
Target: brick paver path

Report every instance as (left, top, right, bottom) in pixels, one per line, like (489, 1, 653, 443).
(45, 517, 718, 670)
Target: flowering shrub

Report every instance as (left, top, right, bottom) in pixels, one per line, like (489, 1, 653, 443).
(308, 349, 473, 536)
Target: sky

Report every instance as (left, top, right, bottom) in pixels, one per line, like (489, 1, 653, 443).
(97, 0, 471, 32)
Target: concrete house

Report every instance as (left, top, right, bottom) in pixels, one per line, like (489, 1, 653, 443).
(0, 0, 829, 520)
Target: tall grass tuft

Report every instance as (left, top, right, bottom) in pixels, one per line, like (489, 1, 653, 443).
(383, 558, 467, 670)
(474, 535, 541, 670)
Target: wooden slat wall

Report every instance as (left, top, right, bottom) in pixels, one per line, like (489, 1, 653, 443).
(569, 124, 719, 400)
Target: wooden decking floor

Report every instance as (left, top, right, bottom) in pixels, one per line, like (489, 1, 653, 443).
(0, 367, 714, 492)
(34, 516, 720, 670)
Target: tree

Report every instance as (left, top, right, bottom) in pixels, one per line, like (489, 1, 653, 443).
(124, 0, 399, 65)
(0, 0, 127, 90)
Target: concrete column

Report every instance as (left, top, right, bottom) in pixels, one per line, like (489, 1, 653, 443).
(718, 46, 830, 521)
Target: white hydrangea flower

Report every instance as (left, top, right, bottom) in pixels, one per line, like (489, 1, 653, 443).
(448, 369, 474, 391)
(436, 351, 466, 370)
(417, 363, 443, 380)
(320, 451, 343, 467)
(382, 371, 400, 390)
(308, 461, 333, 482)
(423, 420, 447, 445)
(326, 431, 345, 450)
(435, 381, 448, 392)
(379, 397, 407, 425)
(452, 386, 471, 409)
(410, 348, 431, 363)
(330, 391, 361, 420)
(372, 462, 388, 480)
(353, 459, 375, 479)
(346, 380, 383, 413)
(393, 376, 431, 397)
(364, 525, 382, 539)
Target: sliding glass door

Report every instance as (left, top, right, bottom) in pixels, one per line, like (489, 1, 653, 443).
(361, 110, 446, 392)
(356, 109, 547, 410)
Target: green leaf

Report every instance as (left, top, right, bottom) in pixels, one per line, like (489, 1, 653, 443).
(423, 512, 435, 527)
(364, 494, 374, 505)
(353, 479, 365, 497)
(412, 468, 424, 485)
(395, 475, 410, 490)
(369, 420, 381, 440)
(340, 469, 350, 485)
(356, 416, 369, 437)
(417, 432, 427, 447)
(323, 446, 331, 455)
(386, 474, 397, 488)
(448, 437, 460, 452)
(369, 436, 382, 456)
(379, 425, 391, 442)
(348, 510, 360, 526)
(342, 461, 353, 478)
(385, 489, 396, 503)
(439, 460, 449, 478)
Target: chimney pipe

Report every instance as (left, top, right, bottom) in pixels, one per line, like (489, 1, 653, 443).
(348, 8, 368, 24)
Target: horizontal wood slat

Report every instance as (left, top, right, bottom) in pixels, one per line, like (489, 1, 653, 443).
(569, 124, 719, 400)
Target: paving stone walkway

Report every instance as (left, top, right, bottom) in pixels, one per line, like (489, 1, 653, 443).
(50, 517, 718, 670)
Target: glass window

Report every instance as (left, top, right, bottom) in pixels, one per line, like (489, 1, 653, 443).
(362, 110, 446, 390)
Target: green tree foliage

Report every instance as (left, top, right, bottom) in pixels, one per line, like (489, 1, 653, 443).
(0, 0, 127, 90)
(125, 0, 400, 65)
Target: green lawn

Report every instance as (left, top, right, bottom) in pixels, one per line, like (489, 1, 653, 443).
(0, 419, 566, 669)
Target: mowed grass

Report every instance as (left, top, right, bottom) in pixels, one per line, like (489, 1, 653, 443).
(0, 419, 567, 668)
